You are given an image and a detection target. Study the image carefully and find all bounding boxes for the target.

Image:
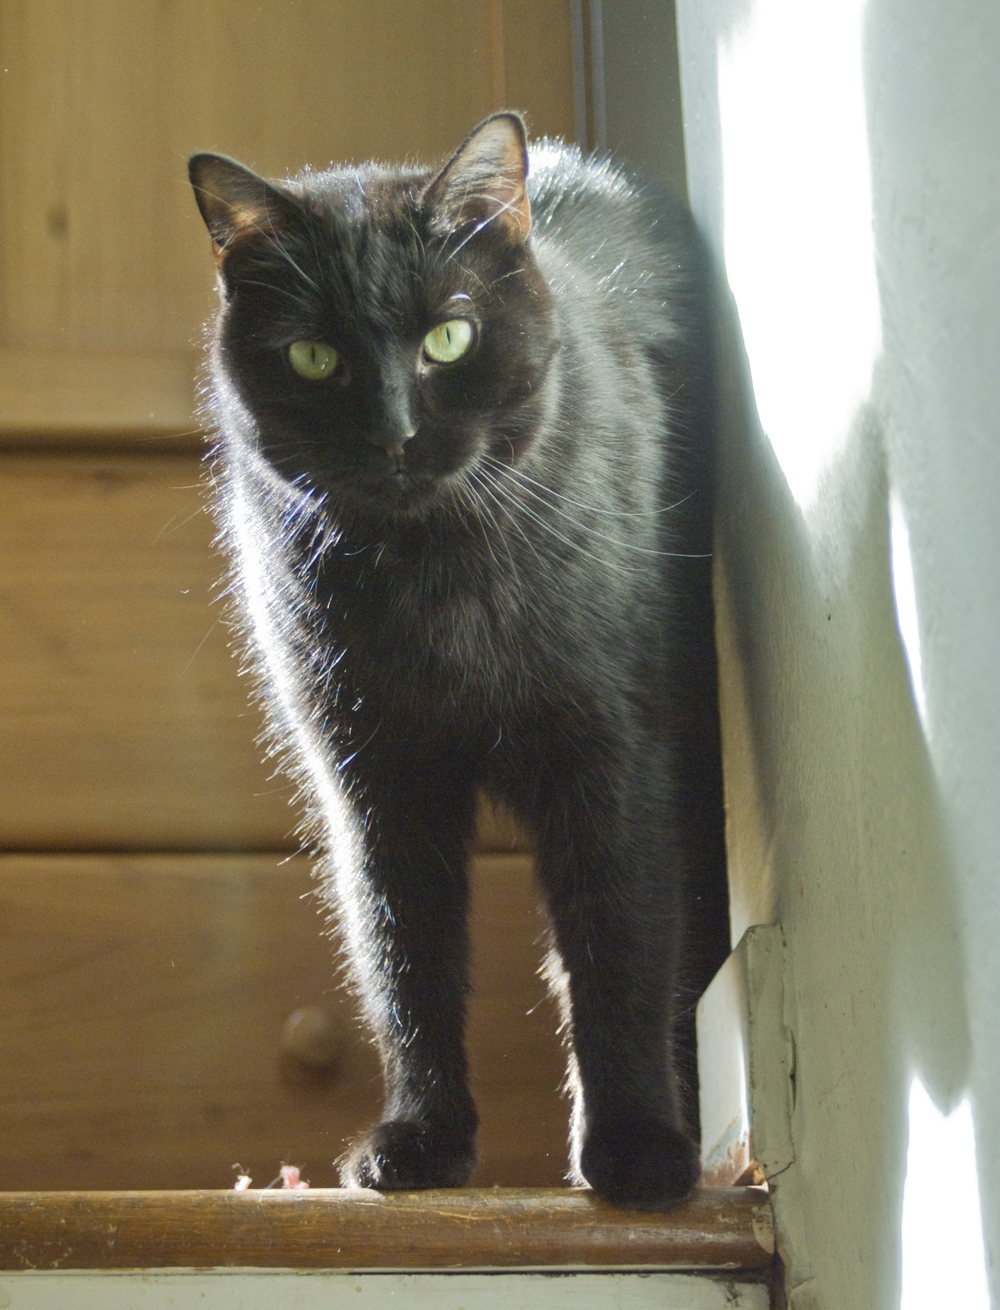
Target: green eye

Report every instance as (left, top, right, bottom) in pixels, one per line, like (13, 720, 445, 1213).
(288, 340, 338, 380)
(423, 318, 474, 363)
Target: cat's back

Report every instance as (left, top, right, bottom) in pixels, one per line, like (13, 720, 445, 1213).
(526, 141, 705, 352)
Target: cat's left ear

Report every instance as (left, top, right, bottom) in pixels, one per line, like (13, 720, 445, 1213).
(189, 153, 301, 266)
(423, 112, 531, 245)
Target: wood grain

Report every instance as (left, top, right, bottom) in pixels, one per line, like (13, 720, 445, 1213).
(0, 0, 576, 435)
(0, 1187, 774, 1271)
(0, 451, 530, 851)
(0, 853, 562, 1190)
(0, 451, 292, 849)
(0, 349, 201, 443)
(502, 0, 576, 142)
(0, 0, 494, 356)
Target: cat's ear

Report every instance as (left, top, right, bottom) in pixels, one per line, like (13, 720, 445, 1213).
(423, 112, 531, 245)
(189, 153, 300, 265)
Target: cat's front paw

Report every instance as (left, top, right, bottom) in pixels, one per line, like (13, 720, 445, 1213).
(580, 1115, 701, 1210)
(339, 1119, 476, 1191)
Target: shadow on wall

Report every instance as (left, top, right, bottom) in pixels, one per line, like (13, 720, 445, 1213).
(863, 0, 1000, 1300)
(677, 0, 976, 1304)
(714, 271, 970, 1305)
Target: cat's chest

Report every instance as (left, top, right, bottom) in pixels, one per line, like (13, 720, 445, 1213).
(324, 563, 520, 705)
(390, 584, 498, 669)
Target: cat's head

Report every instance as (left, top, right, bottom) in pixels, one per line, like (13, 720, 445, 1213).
(190, 113, 558, 523)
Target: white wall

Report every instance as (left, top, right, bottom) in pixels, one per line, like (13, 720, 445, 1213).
(675, 0, 1000, 1306)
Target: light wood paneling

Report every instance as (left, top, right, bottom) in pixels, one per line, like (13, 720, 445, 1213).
(0, 450, 530, 850)
(0, 453, 532, 848)
(0, 451, 292, 849)
(0, 349, 200, 443)
(0, 0, 495, 355)
(0, 1, 576, 435)
(502, 0, 576, 142)
(0, 853, 564, 1190)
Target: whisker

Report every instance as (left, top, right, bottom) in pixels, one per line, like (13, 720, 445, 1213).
(496, 456, 695, 520)
(482, 470, 645, 579)
(151, 501, 209, 543)
(238, 278, 319, 309)
(462, 469, 530, 605)
(467, 468, 547, 582)
(481, 455, 708, 561)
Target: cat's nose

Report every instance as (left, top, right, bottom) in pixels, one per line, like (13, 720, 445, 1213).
(366, 421, 416, 456)
(367, 386, 417, 456)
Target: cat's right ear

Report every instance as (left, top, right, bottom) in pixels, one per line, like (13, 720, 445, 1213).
(189, 154, 299, 267)
(422, 113, 531, 246)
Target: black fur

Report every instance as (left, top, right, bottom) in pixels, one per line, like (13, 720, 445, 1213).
(190, 113, 729, 1209)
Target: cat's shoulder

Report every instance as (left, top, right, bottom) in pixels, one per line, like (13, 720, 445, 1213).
(527, 138, 695, 254)
(527, 139, 636, 222)
(525, 139, 702, 318)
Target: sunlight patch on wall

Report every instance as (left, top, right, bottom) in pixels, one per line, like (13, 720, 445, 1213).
(889, 495, 928, 731)
(900, 1077, 988, 1310)
(717, 0, 882, 512)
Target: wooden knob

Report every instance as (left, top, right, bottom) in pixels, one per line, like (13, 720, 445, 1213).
(281, 1005, 347, 1068)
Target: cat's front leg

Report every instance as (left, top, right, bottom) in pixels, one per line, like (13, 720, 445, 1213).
(328, 747, 479, 1191)
(529, 737, 702, 1210)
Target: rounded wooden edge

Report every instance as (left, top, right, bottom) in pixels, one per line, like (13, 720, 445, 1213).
(0, 1186, 774, 1272)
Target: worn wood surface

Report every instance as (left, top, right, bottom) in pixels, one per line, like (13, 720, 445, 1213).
(0, 1187, 774, 1271)
(0, 853, 562, 1190)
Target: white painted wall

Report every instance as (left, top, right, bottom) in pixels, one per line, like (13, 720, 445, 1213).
(674, 0, 1000, 1306)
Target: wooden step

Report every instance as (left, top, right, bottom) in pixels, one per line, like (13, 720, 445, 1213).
(0, 1186, 774, 1272)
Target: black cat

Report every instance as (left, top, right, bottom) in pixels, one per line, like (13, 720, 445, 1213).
(189, 112, 728, 1210)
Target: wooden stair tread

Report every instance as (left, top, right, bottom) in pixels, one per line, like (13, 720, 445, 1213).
(0, 1186, 773, 1272)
